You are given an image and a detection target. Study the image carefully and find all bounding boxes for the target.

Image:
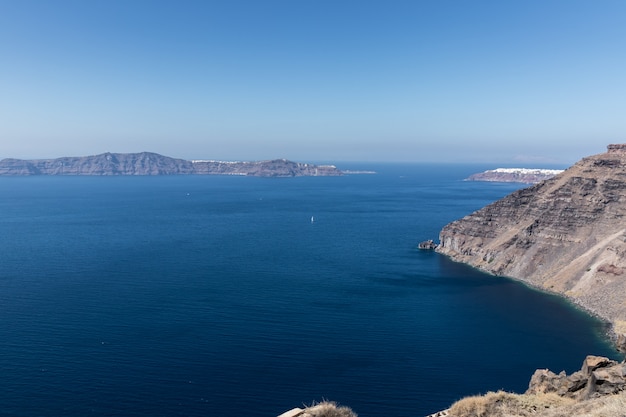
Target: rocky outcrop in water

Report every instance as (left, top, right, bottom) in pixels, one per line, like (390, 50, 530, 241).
(418, 240, 438, 250)
(437, 144, 626, 351)
(0, 152, 343, 177)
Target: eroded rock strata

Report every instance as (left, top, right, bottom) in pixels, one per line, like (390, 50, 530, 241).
(437, 144, 626, 350)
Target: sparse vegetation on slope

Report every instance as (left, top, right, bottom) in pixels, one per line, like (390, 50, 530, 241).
(449, 391, 574, 417)
(278, 401, 357, 417)
(303, 401, 358, 417)
(449, 390, 626, 417)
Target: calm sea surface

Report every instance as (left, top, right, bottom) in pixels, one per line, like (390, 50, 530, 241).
(0, 164, 620, 417)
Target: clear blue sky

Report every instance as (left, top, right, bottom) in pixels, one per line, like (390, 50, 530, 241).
(1, 0, 624, 164)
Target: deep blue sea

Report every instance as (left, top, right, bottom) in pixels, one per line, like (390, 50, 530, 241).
(0, 164, 620, 417)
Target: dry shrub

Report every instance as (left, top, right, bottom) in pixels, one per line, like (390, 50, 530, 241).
(304, 401, 358, 417)
(449, 391, 574, 417)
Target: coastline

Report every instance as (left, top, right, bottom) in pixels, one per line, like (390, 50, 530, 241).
(437, 252, 624, 355)
(435, 145, 626, 356)
(421, 253, 625, 417)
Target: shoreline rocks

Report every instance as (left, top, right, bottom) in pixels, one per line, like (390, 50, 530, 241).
(418, 239, 438, 250)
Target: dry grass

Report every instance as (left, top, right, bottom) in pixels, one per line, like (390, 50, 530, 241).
(448, 390, 626, 417)
(303, 400, 358, 417)
(552, 391, 626, 417)
(449, 391, 573, 417)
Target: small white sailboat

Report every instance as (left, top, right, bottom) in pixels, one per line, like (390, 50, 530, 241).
(310, 216, 315, 223)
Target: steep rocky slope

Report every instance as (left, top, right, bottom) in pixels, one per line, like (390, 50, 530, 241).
(437, 144, 626, 350)
(0, 152, 343, 177)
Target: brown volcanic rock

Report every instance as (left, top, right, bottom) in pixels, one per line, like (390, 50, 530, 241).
(527, 355, 626, 400)
(436, 144, 626, 349)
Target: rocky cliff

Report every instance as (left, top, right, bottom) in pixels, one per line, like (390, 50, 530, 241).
(0, 152, 343, 177)
(437, 144, 626, 350)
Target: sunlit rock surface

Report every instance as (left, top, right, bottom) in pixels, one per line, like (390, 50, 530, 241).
(438, 144, 626, 351)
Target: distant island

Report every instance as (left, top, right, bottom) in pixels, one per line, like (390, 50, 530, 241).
(466, 167, 564, 183)
(0, 152, 349, 177)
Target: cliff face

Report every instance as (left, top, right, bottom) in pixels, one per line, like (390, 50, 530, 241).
(0, 153, 343, 177)
(437, 144, 626, 349)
